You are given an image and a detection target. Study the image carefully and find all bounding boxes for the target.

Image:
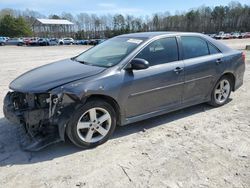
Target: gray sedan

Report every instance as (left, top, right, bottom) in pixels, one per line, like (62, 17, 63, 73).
(6, 38, 24, 46)
(3, 32, 245, 150)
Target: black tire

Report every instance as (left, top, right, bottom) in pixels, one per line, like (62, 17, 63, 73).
(66, 100, 117, 149)
(209, 76, 232, 107)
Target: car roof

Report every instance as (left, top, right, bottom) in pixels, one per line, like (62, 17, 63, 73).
(117, 31, 232, 53)
(117, 31, 204, 39)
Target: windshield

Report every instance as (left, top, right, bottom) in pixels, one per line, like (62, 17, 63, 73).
(75, 37, 145, 67)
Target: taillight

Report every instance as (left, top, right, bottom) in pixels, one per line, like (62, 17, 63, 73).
(242, 52, 246, 63)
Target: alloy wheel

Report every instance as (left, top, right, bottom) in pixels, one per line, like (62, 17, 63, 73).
(214, 79, 231, 104)
(76, 107, 112, 143)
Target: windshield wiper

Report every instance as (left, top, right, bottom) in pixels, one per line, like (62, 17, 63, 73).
(71, 57, 77, 61)
(72, 58, 108, 68)
(72, 58, 89, 65)
(77, 60, 88, 64)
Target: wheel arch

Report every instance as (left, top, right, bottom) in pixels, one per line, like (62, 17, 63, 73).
(220, 72, 236, 91)
(60, 94, 121, 141)
(85, 94, 121, 126)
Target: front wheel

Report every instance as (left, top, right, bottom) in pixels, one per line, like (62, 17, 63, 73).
(66, 100, 116, 148)
(209, 76, 232, 107)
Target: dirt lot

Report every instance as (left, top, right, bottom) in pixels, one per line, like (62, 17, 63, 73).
(0, 39, 250, 188)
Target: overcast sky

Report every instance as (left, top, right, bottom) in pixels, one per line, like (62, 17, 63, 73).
(0, 0, 249, 16)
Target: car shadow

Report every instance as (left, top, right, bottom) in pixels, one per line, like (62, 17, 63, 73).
(0, 100, 230, 167)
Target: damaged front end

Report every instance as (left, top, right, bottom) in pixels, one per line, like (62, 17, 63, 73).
(3, 90, 80, 151)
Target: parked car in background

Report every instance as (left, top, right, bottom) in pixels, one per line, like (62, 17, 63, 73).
(207, 34, 216, 39)
(38, 38, 49, 46)
(3, 32, 245, 150)
(6, 38, 24, 46)
(23, 37, 31, 45)
(58, 38, 64, 45)
(0, 37, 7, 46)
(37, 38, 60, 46)
(27, 37, 39, 46)
(84, 39, 91, 45)
(89, 39, 106, 45)
(222, 33, 232, 39)
(73, 40, 79, 45)
(214, 33, 223, 39)
(61, 38, 74, 45)
(215, 32, 233, 40)
(88, 39, 97, 45)
(242, 32, 250, 38)
(75, 39, 90, 45)
(96, 39, 106, 45)
(48, 38, 59, 45)
(231, 32, 242, 39)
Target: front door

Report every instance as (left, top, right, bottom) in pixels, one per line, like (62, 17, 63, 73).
(124, 37, 185, 118)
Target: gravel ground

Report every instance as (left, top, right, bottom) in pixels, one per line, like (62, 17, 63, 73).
(0, 39, 249, 188)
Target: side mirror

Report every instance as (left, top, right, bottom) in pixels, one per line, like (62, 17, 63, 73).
(127, 58, 149, 70)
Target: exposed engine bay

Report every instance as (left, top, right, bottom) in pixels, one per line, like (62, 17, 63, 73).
(3, 91, 80, 151)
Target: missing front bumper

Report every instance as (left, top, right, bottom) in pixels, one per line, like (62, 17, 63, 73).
(17, 123, 61, 151)
(3, 91, 62, 151)
(3, 91, 80, 151)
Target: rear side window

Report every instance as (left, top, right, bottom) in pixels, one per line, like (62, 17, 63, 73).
(208, 42, 220, 54)
(182, 36, 209, 59)
(136, 37, 178, 66)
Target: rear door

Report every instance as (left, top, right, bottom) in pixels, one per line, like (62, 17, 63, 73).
(124, 37, 185, 117)
(180, 36, 224, 104)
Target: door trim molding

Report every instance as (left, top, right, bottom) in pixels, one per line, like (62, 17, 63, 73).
(185, 75, 212, 83)
(130, 75, 212, 97)
(130, 81, 184, 97)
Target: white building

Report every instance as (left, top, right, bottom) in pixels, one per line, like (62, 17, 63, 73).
(32, 18, 74, 37)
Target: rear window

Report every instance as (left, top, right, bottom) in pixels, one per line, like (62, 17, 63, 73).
(208, 42, 220, 54)
(182, 36, 209, 59)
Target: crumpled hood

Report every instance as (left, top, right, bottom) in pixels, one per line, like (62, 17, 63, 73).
(10, 58, 105, 93)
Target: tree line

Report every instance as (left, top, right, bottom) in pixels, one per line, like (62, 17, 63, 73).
(0, 1, 250, 39)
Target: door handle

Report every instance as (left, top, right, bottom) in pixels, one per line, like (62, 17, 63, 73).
(216, 59, 222, 64)
(174, 67, 183, 74)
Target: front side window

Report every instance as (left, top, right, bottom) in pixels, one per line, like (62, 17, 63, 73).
(182, 36, 209, 59)
(75, 37, 145, 67)
(136, 37, 179, 66)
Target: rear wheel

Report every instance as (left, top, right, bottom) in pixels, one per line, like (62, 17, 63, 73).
(66, 100, 116, 148)
(209, 76, 232, 107)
